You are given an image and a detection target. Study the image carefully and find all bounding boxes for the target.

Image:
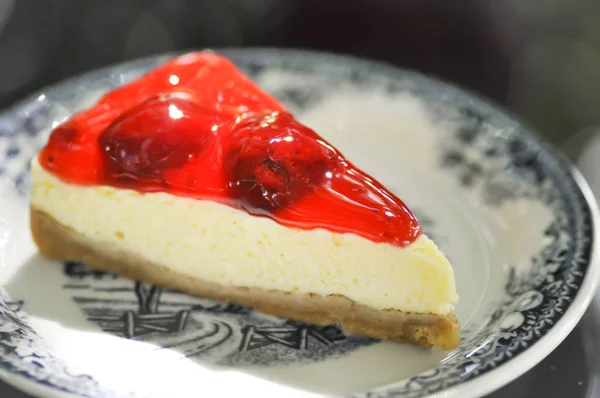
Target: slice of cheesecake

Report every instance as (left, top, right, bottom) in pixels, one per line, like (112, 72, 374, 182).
(29, 51, 460, 350)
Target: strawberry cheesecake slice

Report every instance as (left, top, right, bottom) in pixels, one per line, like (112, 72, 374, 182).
(29, 51, 460, 349)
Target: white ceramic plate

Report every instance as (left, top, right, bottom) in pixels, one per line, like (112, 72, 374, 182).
(0, 49, 598, 398)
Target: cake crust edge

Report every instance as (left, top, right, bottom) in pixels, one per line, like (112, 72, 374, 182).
(30, 206, 460, 350)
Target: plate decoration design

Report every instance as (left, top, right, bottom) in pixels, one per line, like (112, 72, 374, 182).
(0, 50, 594, 398)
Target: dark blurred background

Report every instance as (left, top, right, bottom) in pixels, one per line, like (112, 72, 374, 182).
(0, 1, 599, 397)
(1, 0, 600, 144)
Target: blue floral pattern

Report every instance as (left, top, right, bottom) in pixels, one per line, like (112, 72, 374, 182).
(0, 49, 595, 398)
(0, 293, 127, 397)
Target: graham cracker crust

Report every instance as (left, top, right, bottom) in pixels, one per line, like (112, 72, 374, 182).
(30, 206, 460, 350)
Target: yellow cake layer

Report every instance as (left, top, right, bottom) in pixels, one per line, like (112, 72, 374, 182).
(30, 159, 458, 315)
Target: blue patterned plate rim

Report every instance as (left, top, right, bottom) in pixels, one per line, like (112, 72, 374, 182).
(0, 48, 598, 398)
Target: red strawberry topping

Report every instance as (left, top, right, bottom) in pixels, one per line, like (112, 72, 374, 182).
(38, 51, 422, 247)
(224, 112, 339, 214)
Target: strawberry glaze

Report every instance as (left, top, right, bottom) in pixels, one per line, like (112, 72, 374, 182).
(39, 52, 421, 246)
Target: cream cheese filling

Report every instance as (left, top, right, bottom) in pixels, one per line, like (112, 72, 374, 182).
(30, 159, 458, 315)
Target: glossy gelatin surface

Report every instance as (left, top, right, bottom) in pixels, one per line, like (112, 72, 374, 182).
(39, 52, 421, 246)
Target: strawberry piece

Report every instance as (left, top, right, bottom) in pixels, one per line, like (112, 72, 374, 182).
(98, 93, 233, 190)
(224, 112, 340, 214)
